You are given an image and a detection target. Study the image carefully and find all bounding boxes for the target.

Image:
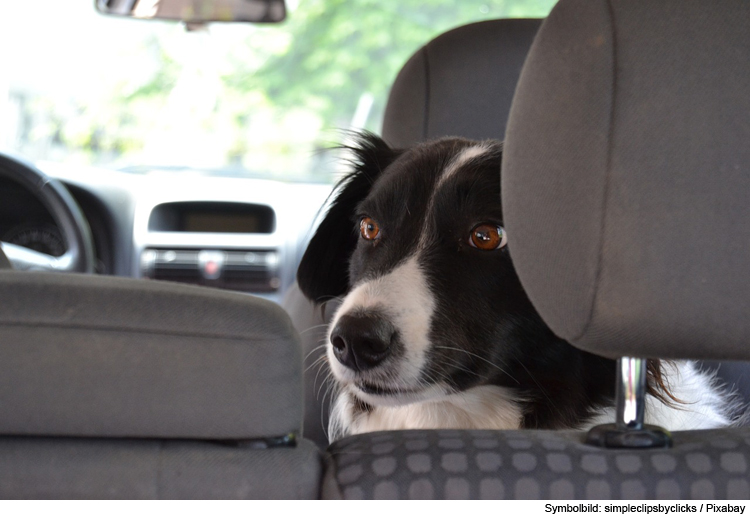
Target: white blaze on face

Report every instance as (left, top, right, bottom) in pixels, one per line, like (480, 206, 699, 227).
(418, 143, 494, 250)
(327, 255, 435, 388)
(437, 144, 493, 187)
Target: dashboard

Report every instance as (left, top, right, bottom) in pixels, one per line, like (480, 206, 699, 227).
(0, 157, 333, 304)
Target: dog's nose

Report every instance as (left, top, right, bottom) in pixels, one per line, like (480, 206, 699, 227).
(330, 314, 395, 371)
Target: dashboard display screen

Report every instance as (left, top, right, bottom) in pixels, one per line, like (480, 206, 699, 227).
(183, 212, 261, 233)
(148, 202, 276, 234)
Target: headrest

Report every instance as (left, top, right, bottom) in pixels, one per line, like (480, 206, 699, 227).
(0, 272, 302, 439)
(502, 0, 750, 361)
(382, 18, 541, 148)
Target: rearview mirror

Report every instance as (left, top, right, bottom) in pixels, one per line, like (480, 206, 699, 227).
(95, 0, 286, 24)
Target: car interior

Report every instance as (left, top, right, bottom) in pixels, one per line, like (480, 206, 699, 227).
(1, 0, 749, 500)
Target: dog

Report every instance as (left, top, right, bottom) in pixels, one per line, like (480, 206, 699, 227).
(297, 132, 737, 442)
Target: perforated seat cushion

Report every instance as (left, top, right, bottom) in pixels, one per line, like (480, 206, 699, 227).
(323, 429, 750, 499)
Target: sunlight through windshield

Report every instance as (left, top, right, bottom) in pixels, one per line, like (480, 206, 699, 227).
(1, 0, 556, 182)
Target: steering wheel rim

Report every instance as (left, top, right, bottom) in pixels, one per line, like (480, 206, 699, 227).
(0, 153, 95, 273)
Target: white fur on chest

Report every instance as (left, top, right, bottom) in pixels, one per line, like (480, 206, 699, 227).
(330, 385, 523, 440)
(328, 361, 736, 442)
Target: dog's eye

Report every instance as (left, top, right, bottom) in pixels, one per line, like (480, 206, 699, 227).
(360, 217, 381, 241)
(469, 224, 507, 250)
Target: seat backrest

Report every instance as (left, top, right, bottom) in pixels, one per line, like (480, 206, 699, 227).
(383, 18, 541, 147)
(0, 272, 322, 498)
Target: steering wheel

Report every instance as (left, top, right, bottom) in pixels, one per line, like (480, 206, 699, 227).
(0, 153, 95, 273)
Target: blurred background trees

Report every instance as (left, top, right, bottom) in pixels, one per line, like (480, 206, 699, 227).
(2, 0, 555, 181)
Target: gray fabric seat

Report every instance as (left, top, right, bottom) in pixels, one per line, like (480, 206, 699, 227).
(322, 0, 750, 499)
(382, 18, 542, 148)
(324, 428, 750, 500)
(503, 0, 750, 363)
(0, 271, 322, 498)
(0, 436, 322, 499)
(286, 18, 543, 450)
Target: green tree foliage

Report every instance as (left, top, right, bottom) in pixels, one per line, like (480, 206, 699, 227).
(12, 0, 557, 179)
(229, 0, 556, 133)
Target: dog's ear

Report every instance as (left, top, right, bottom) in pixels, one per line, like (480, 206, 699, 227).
(297, 132, 400, 304)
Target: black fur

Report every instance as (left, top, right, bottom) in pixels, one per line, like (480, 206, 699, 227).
(297, 133, 401, 303)
(298, 132, 620, 429)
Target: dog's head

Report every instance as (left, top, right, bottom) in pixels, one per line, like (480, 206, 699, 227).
(298, 132, 564, 411)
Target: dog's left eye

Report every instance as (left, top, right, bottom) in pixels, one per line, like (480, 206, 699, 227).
(360, 217, 381, 241)
(469, 224, 507, 250)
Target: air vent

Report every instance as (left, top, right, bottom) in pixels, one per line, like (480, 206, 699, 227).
(141, 248, 280, 293)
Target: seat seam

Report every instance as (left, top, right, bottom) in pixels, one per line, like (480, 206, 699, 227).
(572, 0, 619, 343)
(421, 45, 431, 140)
(0, 321, 293, 343)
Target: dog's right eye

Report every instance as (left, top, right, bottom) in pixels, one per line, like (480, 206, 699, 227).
(469, 223, 507, 251)
(360, 217, 381, 241)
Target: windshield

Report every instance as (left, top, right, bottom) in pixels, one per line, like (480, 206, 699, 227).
(1, 0, 556, 182)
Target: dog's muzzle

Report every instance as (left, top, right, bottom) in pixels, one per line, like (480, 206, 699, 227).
(330, 313, 396, 372)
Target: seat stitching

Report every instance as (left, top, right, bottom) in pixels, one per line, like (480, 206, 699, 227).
(0, 321, 292, 342)
(572, 0, 619, 342)
(422, 45, 431, 140)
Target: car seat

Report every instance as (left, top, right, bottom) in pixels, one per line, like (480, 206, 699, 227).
(0, 271, 322, 498)
(319, 0, 750, 499)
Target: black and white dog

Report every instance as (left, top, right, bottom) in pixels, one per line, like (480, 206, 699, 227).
(297, 133, 734, 441)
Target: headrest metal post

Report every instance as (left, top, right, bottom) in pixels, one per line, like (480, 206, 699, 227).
(585, 356, 672, 449)
(616, 357, 646, 430)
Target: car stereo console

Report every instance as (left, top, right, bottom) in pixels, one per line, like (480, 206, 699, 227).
(134, 197, 286, 301)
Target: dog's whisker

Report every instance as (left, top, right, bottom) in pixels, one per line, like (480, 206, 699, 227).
(304, 353, 324, 370)
(298, 323, 331, 335)
(304, 340, 329, 358)
(305, 354, 328, 376)
(434, 345, 521, 385)
(304, 343, 326, 360)
(304, 344, 326, 359)
(318, 379, 331, 407)
(320, 380, 339, 440)
(316, 366, 333, 394)
(414, 368, 443, 392)
(430, 356, 476, 378)
(313, 361, 333, 396)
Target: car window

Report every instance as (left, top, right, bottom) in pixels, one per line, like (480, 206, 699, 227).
(1, 0, 556, 183)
